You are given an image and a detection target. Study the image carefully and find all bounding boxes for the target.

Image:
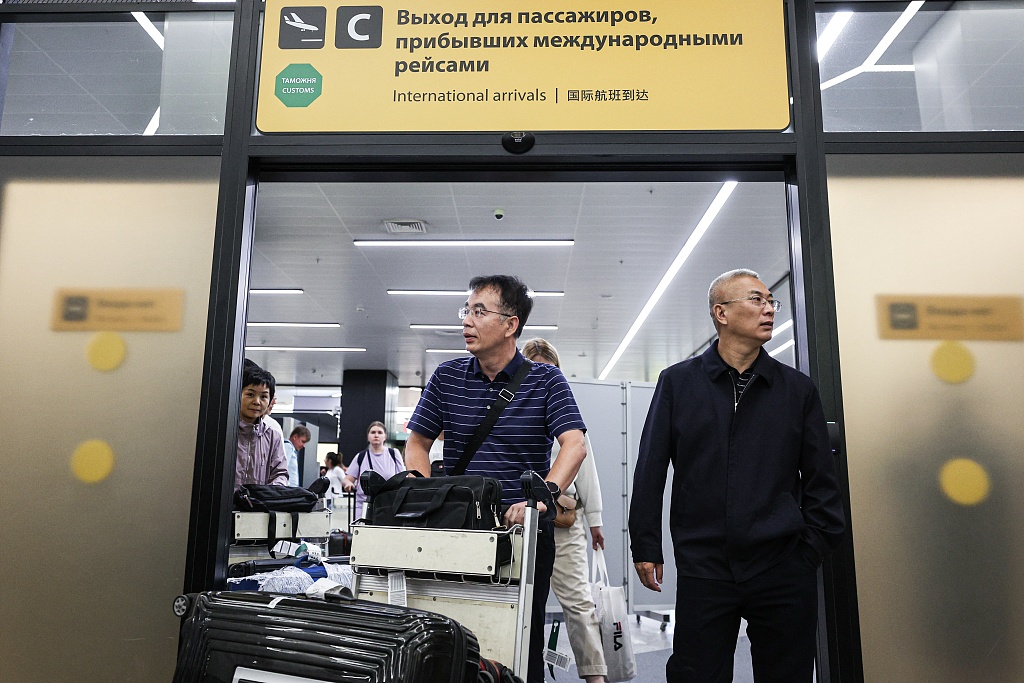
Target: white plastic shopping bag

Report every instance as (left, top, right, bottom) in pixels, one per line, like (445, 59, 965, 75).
(590, 548, 637, 682)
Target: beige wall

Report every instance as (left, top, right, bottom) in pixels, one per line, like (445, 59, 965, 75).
(0, 157, 219, 681)
(828, 155, 1024, 683)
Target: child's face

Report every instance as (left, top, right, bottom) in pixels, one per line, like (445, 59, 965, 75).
(240, 384, 271, 423)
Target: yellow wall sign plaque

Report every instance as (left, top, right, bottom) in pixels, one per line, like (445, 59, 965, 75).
(876, 295, 1024, 342)
(256, 1, 789, 133)
(51, 288, 185, 332)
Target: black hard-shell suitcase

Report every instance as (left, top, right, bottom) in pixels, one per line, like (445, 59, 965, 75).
(173, 590, 479, 683)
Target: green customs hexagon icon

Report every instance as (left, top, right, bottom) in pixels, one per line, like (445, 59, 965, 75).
(275, 63, 322, 107)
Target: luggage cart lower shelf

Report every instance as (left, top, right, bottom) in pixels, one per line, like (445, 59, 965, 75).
(350, 506, 540, 679)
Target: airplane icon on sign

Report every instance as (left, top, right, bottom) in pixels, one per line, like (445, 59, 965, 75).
(283, 13, 319, 32)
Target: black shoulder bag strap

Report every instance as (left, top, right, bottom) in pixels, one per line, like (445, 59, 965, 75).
(452, 359, 533, 476)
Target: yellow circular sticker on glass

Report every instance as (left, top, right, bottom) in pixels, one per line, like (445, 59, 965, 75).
(939, 458, 990, 506)
(87, 332, 127, 372)
(930, 341, 974, 384)
(72, 439, 116, 483)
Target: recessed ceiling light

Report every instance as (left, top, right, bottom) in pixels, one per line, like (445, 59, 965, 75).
(598, 181, 738, 380)
(244, 346, 366, 352)
(246, 322, 341, 328)
(354, 239, 573, 247)
(250, 288, 304, 295)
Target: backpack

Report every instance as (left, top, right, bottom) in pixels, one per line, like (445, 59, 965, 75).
(356, 447, 403, 472)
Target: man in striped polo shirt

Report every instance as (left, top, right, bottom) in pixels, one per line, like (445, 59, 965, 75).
(406, 274, 587, 683)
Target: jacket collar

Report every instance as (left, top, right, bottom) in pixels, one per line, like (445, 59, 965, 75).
(701, 339, 776, 385)
(238, 417, 268, 436)
(469, 348, 526, 382)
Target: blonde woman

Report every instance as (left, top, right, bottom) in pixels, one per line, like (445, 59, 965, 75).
(521, 338, 608, 683)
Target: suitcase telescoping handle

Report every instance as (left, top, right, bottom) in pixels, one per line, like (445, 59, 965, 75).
(520, 471, 556, 523)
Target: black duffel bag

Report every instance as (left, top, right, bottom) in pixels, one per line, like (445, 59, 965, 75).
(362, 470, 503, 531)
(234, 484, 318, 513)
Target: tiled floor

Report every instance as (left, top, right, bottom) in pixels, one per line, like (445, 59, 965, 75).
(544, 613, 756, 683)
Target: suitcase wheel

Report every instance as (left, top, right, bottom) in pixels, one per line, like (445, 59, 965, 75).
(172, 594, 192, 618)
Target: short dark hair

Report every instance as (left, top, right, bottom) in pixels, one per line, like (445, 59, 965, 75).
(324, 452, 338, 468)
(290, 425, 312, 441)
(242, 365, 276, 401)
(468, 274, 533, 338)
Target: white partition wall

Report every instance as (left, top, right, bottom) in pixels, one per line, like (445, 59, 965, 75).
(546, 380, 658, 615)
(624, 382, 676, 616)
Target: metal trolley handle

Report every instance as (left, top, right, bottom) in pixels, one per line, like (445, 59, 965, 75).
(519, 470, 556, 522)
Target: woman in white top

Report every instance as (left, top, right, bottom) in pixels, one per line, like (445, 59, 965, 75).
(522, 338, 608, 683)
(343, 421, 405, 518)
(324, 452, 346, 499)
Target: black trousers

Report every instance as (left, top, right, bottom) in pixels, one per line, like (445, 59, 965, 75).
(667, 542, 820, 683)
(527, 520, 556, 683)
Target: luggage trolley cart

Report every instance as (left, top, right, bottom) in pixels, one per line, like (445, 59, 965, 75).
(349, 471, 553, 679)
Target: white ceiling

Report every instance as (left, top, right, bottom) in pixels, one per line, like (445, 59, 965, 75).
(244, 180, 795, 395)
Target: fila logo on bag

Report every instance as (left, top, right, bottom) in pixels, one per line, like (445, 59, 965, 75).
(613, 621, 624, 651)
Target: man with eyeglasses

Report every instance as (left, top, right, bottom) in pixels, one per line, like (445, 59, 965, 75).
(405, 274, 588, 683)
(628, 268, 846, 683)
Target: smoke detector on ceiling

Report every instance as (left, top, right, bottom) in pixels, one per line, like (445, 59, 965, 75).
(383, 219, 428, 234)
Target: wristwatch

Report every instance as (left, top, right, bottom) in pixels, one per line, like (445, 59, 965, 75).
(544, 480, 562, 501)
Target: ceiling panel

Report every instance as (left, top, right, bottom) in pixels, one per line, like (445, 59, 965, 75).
(247, 180, 792, 391)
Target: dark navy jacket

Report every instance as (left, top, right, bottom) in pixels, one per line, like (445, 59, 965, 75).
(629, 341, 846, 582)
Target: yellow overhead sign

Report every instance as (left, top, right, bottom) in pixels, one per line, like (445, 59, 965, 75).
(257, 1, 790, 133)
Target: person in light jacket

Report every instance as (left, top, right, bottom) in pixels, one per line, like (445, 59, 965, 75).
(523, 337, 608, 683)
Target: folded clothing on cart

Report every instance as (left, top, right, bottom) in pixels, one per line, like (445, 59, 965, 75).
(227, 559, 353, 594)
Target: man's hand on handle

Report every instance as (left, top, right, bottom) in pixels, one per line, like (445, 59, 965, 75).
(502, 500, 548, 527)
(634, 561, 663, 592)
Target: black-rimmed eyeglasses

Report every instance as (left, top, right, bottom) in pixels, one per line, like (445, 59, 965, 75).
(458, 306, 513, 320)
(717, 295, 782, 313)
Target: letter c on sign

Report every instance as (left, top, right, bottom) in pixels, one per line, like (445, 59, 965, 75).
(348, 13, 371, 40)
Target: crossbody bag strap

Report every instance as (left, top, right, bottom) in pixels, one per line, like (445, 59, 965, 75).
(452, 359, 533, 476)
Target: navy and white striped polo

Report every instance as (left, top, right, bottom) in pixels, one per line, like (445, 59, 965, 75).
(407, 350, 586, 504)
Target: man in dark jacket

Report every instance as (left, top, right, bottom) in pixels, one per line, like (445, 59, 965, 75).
(628, 268, 846, 683)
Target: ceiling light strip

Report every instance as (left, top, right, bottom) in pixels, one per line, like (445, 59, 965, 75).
(820, 1, 923, 91)
(411, 324, 558, 330)
(387, 289, 565, 297)
(244, 346, 366, 352)
(426, 349, 470, 354)
(143, 107, 160, 136)
(864, 1, 924, 67)
(250, 288, 304, 294)
(132, 12, 165, 50)
(389, 290, 468, 296)
(355, 240, 573, 247)
(771, 319, 794, 339)
(246, 322, 341, 328)
(598, 181, 738, 381)
(768, 339, 796, 358)
(817, 11, 852, 61)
